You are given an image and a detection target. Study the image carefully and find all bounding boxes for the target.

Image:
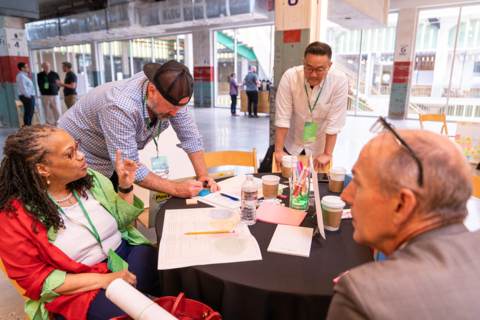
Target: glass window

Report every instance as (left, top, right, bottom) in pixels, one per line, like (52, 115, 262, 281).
(132, 38, 153, 74)
(327, 13, 398, 116)
(153, 36, 177, 64)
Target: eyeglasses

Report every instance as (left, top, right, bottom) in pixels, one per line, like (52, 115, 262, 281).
(67, 140, 81, 161)
(370, 117, 424, 187)
(304, 64, 329, 75)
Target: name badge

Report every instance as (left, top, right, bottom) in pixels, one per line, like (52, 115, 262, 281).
(303, 122, 318, 142)
(108, 249, 129, 272)
(44, 83, 49, 89)
(151, 156, 170, 179)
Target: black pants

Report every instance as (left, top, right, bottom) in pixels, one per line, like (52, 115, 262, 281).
(19, 95, 35, 126)
(283, 146, 306, 156)
(230, 94, 237, 114)
(246, 91, 258, 116)
(54, 240, 161, 320)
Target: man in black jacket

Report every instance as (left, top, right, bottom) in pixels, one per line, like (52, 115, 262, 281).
(37, 62, 62, 125)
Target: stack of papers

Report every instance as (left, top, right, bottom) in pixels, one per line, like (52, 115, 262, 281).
(267, 225, 313, 258)
(195, 175, 287, 209)
(158, 208, 262, 270)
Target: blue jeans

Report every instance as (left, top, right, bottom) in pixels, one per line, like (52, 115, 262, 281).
(54, 240, 160, 320)
(19, 95, 35, 126)
(230, 94, 237, 114)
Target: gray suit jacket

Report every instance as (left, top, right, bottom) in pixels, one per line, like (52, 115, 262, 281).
(326, 223, 480, 320)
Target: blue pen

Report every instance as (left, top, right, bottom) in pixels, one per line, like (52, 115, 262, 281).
(220, 193, 239, 201)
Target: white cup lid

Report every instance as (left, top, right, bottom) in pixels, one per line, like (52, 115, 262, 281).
(321, 196, 346, 209)
(262, 175, 280, 185)
(329, 166, 347, 175)
(282, 155, 297, 164)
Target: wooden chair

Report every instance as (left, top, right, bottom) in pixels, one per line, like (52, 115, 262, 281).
(204, 149, 258, 173)
(473, 176, 480, 199)
(419, 113, 454, 137)
(0, 257, 30, 320)
(15, 100, 41, 128)
(272, 152, 333, 174)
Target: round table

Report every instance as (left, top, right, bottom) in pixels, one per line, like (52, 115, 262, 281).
(156, 173, 373, 320)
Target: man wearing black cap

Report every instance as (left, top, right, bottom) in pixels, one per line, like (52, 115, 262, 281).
(59, 60, 219, 197)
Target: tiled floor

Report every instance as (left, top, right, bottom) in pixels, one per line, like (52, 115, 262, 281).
(0, 107, 477, 319)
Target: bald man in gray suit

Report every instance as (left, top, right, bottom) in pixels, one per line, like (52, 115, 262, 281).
(326, 125, 480, 320)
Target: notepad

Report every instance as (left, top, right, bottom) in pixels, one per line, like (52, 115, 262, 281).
(267, 225, 313, 258)
(256, 202, 307, 226)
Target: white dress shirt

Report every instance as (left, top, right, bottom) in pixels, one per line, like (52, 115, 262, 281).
(275, 65, 348, 156)
(54, 190, 122, 266)
(16, 71, 36, 98)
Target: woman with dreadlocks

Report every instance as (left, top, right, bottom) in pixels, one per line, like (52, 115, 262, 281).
(0, 125, 161, 320)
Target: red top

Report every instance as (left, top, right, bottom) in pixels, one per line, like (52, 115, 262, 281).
(0, 200, 110, 320)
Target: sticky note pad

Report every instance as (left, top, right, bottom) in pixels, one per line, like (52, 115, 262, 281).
(455, 134, 461, 139)
(198, 190, 211, 197)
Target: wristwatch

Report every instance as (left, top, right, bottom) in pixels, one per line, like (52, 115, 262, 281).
(118, 185, 134, 194)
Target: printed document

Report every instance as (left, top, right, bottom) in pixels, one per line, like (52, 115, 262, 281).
(158, 208, 262, 270)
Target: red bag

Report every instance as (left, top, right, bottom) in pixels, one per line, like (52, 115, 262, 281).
(111, 292, 222, 320)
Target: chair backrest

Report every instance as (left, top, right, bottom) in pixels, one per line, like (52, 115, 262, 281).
(419, 113, 448, 135)
(473, 176, 480, 199)
(204, 149, 258, 174)
(272, 152, 333, 174)
(15, 100, 25, 127)
(0, 257, 28, 301)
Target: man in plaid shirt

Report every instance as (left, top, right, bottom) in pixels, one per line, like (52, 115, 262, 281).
(59, 61, 219, 197)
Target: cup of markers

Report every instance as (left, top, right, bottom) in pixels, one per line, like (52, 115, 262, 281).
(289, 160, 311, 211)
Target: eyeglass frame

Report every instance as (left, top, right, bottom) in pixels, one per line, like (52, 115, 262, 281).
(67, 139, 81, 161)
(370, 117, 424, 187)
(303, 63, 330, 76)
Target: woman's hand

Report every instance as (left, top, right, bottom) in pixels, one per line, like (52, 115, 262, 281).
(116, 149, 141, 189)
(101, 270, 137, 290)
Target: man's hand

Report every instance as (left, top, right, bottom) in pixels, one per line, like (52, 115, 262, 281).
(314, 153, 332, 173)
(275, 150, 288, 171)
(56, 79, 64, 87)
(174, 180, 204, 198)
(197, 176, 221, 193)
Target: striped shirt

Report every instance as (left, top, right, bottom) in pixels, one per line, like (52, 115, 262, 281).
(59, 72, 203, 182)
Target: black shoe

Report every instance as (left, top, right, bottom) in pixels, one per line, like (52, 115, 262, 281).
(254, 115, 259, 118)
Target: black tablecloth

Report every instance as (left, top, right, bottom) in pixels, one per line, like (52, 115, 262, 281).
(156, 173, 373, 320)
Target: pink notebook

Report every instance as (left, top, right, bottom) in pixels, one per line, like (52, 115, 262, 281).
(256, 202, 307, 226)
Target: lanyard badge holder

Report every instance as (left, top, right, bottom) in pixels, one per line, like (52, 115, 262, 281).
(44, 75, 49, 89)
(49, 191, 129, 272)
(142, 95, 170, 179)
(302, 77, 326, 143)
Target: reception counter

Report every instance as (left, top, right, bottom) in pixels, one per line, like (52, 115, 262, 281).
(240, 90, 270, 115)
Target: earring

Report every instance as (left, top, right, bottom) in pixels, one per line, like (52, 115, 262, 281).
(47, 178, 50, 185)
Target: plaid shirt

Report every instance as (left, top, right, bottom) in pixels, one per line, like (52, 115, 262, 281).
(59, 72, 203, 182)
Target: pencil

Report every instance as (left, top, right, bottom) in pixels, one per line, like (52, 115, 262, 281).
(185, 230, 235, 235)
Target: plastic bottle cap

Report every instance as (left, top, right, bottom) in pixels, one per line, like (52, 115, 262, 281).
(321, 196, 346, 209)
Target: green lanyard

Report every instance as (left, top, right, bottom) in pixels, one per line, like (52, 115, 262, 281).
(50, 190, 107, 259)
(142, 95, 162, 158)
(304, 77, 327, 115)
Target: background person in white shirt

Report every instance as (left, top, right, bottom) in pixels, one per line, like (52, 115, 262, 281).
(274, 42, 348, 172)
(16, 62, 36, 126)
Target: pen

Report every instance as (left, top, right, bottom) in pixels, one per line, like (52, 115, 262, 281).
(185, 230, 235, 235)
(220, 193, 239, 201)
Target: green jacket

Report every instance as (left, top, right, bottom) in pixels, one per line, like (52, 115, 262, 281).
(26, 169, 152, 320)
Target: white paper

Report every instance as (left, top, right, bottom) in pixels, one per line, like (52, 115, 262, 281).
(310, 156, 326, 239)
(195, 175, 287, 209)
(106, 279, 176, 320)
(158, 208, 262, 270)
(267, 225, 313, 257)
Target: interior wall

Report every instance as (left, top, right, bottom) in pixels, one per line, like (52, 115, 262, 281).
(390, 0, 480, 10)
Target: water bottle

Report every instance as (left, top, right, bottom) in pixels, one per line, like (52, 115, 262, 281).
(240, 175, 258, 225)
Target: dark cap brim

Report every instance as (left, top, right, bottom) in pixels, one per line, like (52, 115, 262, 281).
(143, 63, 162, 83)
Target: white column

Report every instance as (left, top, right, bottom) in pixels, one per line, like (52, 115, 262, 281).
(234, 29, 238, 77)
(109, 42, 114, 81)
(129, 39, 134, 75)
(151, 37, 155, 63)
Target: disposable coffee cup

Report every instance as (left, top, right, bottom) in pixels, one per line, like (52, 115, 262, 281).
(329, 166, 347, 193)
(262, 175, 280, 199)
(281, 156, 297, 178)
(321, 196, 345, 231)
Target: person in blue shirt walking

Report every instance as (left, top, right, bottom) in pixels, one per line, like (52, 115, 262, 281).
(16, 62, 36, 126)
(243, 66, 261, 118)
